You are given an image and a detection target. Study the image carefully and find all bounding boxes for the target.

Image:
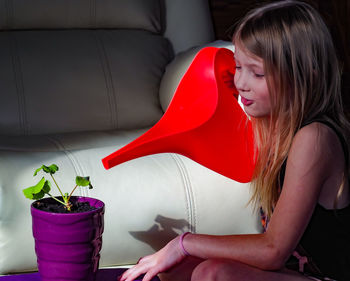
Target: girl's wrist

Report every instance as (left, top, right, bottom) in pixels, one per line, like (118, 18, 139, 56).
(179, 232, 191, 256)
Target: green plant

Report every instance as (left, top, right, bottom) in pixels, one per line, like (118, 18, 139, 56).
(23, 164, 93, 211)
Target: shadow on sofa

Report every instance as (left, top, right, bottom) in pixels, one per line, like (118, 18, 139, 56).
(130, 215, 193, 251)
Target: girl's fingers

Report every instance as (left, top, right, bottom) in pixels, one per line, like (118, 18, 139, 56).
(124, 270, 143, 281)
(119, 236, 184, 281)
(142, 268, 158, 281)
(120, 256, 154, 281)
(120, 266, 144, 281)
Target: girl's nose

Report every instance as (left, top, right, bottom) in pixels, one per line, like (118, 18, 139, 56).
(234, 71, 249, 92)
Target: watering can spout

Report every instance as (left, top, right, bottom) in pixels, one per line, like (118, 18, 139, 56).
(102, 47, 256, 183)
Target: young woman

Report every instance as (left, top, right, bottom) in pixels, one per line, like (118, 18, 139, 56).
(120, 1, 350, 280)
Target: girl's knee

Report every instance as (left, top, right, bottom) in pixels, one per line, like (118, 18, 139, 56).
(191, 259, 233, 281)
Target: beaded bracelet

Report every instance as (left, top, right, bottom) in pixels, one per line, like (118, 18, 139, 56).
(179, 232, 191, 256)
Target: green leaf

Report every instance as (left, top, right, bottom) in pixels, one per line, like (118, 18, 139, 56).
(47, 164, 59, 174)
(75, 176, 93, 189)
(76, 176, 90, 187)
(34, 164, 59, 176)
(42, 180, 51, 193)
(33, 167, 42, 176)
(23, 177, 51, 200)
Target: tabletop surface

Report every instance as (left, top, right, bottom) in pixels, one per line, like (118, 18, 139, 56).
(0, 268, 160, 281)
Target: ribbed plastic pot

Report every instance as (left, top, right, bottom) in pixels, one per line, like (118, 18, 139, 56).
(31, 196, 105, 281)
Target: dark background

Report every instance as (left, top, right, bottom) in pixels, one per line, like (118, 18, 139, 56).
(208, 0, 350, 118)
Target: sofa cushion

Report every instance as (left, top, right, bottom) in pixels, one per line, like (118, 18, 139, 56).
(0, 130, 261, 273)
(0, 29, 173, 135)
(0, 0, 162, 33)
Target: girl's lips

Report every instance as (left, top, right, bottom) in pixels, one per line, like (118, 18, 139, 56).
(241, 96, 253, 106)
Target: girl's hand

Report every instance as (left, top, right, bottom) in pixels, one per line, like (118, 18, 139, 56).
(119, 235, 188, 281)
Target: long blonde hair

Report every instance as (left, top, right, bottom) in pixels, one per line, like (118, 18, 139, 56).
(233, 0, 350, 218)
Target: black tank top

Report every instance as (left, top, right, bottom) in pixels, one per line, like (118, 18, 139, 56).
(280, 119, 350, 280)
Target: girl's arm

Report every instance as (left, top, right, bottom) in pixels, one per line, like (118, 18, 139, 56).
(184, 123, 340, 267)
(183, 123, 340, 267)
(120, 122, 342, 281)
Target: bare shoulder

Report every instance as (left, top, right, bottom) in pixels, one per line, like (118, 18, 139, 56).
(289, 122, 349, 208)
(288, 122, 344, 182)
(292, 122, 340, 155)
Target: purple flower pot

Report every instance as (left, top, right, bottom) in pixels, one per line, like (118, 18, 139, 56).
(31, 196, 105, 281)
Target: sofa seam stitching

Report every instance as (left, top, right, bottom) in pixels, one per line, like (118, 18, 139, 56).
(9, 33, 28, 135)
(90, 0, 96, 28)
(5, 0, 13, 28)
(171, 154, 192, 231)
(92, 30, 119, 129)
(170, 154, 196, 233)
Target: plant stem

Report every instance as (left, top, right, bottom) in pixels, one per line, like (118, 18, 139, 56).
(50, 174, 65, 199)
(67, 185, 78, 203)
(47, 193, 66, 205)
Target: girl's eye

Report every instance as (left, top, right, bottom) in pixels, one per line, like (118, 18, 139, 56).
(235, 65, 242, 70)
(254, 73, 265, 78)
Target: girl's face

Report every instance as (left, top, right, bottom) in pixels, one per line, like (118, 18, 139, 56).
(234, 45, 271, 118)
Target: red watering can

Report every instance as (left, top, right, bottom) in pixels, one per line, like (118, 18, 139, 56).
(102, 47, 255, 183)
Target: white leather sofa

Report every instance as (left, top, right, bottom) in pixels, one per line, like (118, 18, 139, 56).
(0, 0, 261, 276)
